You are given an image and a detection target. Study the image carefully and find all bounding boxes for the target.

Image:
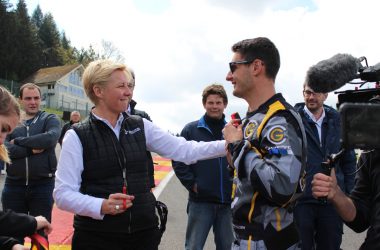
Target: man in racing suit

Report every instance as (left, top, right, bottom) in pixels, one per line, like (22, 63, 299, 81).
(223, 37, 306, 250)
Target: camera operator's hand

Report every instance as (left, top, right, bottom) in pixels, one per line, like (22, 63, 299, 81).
(312, 168, 357, 222)
(312, 168, 338, 200)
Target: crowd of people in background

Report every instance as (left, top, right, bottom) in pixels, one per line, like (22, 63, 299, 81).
(0, 36, 379, 250)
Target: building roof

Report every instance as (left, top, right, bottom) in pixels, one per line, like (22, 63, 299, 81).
(23, 64, 82, 85)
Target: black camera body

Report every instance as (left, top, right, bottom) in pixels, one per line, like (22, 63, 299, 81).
(336, 58, 380, 150)
(359, 62, 380, 83)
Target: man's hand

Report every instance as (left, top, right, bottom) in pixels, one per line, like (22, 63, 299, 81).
(223, 121, 243, 143)
(34, 216, 53, 235)
(12, 244, 29, 250)
(101, 193, 135, 215)
(32, 149, 44, 154)
(312, 168, 338, 201)
(312, 168, 358, 222)
(192, 183, 198, 193)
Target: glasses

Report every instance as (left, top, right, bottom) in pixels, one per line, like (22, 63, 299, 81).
(303, 90, 322, 97)
(229, 60, 254, 73)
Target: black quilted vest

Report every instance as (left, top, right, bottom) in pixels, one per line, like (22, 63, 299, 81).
(72, 113, 158, 233)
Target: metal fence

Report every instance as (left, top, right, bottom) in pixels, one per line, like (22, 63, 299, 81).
(0, 79, 22, 96)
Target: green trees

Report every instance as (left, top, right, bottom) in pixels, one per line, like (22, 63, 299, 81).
(0, 0, 123, 82)
(14, 0, 41, 80)
(0, 0, 18, 79)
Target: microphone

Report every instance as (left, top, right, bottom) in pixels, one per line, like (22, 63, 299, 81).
(305, 54, 361, 93)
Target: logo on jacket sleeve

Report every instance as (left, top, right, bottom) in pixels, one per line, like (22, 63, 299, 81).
(244, 121, 258, 139)
(266, 125, 286, 145)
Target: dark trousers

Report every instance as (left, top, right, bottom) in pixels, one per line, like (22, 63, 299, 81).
(294, 203, 343, 250)
(1, 180, 54, 243)
(72, 227, 162, 250)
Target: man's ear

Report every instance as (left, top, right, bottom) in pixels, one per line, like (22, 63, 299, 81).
(252, 59, 264, 75)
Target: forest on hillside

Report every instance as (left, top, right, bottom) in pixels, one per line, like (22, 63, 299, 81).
(0, 0, 122, 81)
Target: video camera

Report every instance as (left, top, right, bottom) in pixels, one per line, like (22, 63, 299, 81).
(335, 57, 380, 150)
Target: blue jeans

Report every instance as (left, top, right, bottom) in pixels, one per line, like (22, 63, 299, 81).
(185, 201, 234, 250)
(294, 203, 343, 250)
(1, 180, 55, 243)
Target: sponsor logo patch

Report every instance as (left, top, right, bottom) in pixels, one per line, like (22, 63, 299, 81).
(244, 121, 258, 139)
(267, 125, 286, 145)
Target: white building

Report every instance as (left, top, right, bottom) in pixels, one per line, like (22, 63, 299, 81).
(24, 64, 92, 113)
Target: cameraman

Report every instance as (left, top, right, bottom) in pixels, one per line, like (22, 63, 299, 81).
(312, 149, 380, 250)
(312, 96, 380, 250)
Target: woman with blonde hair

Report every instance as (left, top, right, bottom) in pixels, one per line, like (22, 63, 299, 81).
(53, 59, 226, 249)
(0, 85, 52, 250)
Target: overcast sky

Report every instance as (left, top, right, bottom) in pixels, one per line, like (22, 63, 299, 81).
(12, 0, 380, 133)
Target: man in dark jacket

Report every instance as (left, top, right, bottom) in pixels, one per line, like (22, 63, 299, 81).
(294, 83, 356, 250)
(2, 83, 60, 243)
(58, 110, 81, 146)
(173, 84, 233, 250)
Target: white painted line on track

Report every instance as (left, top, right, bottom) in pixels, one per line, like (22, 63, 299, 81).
(153, 170, 175, 199)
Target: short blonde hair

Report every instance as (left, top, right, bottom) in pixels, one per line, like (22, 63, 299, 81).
(82, 59, 133, 104)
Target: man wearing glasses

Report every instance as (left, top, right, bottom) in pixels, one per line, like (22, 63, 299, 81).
(223, 37, 307, 250)
(293, 84, 356, 250)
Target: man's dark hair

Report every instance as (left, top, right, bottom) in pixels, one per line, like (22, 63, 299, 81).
(202, 84, 228, 105)
(232, 37, 280, 80)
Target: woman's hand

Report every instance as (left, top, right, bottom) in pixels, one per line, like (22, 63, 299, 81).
(223, 121, 243, 143)
(101, 193, 135, 215)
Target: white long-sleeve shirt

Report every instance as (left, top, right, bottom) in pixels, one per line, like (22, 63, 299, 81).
(53, 114, 226, 220)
